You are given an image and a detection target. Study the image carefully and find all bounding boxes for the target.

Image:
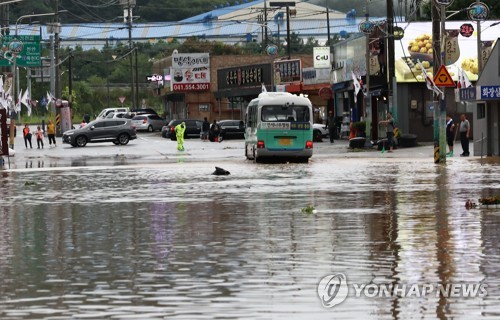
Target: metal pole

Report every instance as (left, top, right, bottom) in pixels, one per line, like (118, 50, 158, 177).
(127, 1, 135, 107)
(50, 34, 55, 117)
(286, 5, 291, 59)
(438, 4, 446, 163)
(135, 47, 139, 107)
(9, 55, 17, 149)
(476, 0, 482, 74)
(365, 11, 371, 142)
(264, 0, 268, 47)
(326, 0, 331, 46)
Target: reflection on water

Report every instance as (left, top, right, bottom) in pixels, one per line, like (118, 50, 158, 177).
(0, 159, 499, 319)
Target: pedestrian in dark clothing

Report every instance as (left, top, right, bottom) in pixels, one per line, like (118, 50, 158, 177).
(327, 111, 335, 143)
(23, 124, 32, 149)
(210, 120, 221, 142)
(201, 117, 210, 141)
(459, 114, 470, 156)
(446, 115, 455, 156)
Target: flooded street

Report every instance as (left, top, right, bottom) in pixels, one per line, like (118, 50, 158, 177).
(0, 155, 499, 319)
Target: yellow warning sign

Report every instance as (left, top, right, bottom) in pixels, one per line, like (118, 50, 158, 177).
(433, 65, 455, 87)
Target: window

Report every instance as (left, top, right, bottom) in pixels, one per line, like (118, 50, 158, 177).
(477, 103, 486, 119)
(199, 104, 210, 112)
(261, 105, 310, 122)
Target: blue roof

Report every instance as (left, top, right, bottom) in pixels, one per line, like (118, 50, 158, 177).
(14, 17, 386, 47)
(182, 0, 262, 23)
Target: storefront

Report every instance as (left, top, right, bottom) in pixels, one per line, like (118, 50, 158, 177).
(458, 38, 500, 156)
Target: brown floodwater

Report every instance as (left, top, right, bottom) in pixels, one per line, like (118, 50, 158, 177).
(0, 157, 498, 319)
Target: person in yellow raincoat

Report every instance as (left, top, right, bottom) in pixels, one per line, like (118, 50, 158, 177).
(175, 122, 186, 151)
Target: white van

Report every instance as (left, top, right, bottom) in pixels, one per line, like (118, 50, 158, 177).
(97, 107, 130, 119)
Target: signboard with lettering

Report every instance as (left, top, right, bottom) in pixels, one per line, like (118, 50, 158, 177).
(217, 64, 272, 90)
(302, 67, 330, 85)
(479, 86, 500, 100)
(171, 52, 210, 92)
(313, 47, 331, 69)
(274, 59, 302, 84)
(0, 35, 41, 67)
(394, 21, 499, 83)
(459, 23, 474, 37)
(458, 86, 500, 101)
(458, 87, 478, 101)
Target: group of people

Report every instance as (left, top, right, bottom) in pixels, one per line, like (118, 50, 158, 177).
(174, 117, 223, 151)
(22, 120, 57, 149)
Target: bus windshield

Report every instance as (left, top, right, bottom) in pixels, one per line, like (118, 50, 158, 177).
(261, 105, 310, 122)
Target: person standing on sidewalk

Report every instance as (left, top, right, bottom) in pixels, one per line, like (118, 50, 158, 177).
(327, 111, 335, 143)
(446, 115, 455, 156)
(47, 120, 56, 147)
(175, 122, 186, 151)
(35, 126, 44, 149)
(201, 117, 210, 141)
(459, 114, 470, 156)
(379, 112, 395, 152)
(23, 124, 32, 149)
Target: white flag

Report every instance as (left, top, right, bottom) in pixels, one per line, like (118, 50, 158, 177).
(352, 72, 361, 102)
(261, 83, 267, 93)
(15, 89, 22, 113)
(416, 60, 442, 96)
(462, 68, 472, 88)
(4, 85, 12, 111)
(21, 87, 32, 117)
(46, 91, 56, 110)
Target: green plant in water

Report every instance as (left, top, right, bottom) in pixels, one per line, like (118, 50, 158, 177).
(301, 204, 316, 214)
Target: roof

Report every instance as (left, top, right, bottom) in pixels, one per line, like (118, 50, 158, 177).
(182, 0, 346, 23)
(10, 0, 390, 49)
(14, 16, 385, 49)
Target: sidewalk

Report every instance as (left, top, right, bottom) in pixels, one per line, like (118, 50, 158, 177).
(1, 128, 479, 169)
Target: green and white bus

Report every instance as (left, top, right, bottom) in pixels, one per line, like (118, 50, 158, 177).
(244, 91, 314, 163)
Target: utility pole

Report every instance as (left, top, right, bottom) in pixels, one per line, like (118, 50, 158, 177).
(326, 0, 331, 46)
(270, 2, 295, 59)
(122, 0, 136, 108)
(386, 0, 395, 119)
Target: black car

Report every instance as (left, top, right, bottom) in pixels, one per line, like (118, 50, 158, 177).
(161, 119, 203, 140)
(218, 120, 245, 140)
(62, 118, 137, 147)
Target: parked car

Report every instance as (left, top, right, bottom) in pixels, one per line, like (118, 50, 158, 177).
(218, 120, 245, 140)
(62, 118, 137, 147)
(313, 123, 328, 142)
(161, 119, 203, 140)
(131, 108, 158, 116)
(105, 111, 131, 119)
(97, 107, 130, 119)
(131, 114, 167, 132)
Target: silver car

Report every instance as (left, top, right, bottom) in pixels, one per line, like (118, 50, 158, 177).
(131, 114, 167, 132)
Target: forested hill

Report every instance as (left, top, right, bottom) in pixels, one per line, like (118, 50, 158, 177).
(9, 0, 230, 23)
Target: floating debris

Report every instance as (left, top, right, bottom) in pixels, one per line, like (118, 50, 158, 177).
(301, 204, 317, 214)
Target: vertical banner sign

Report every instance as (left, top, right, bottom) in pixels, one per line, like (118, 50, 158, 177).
(313, 47, 331, 69)
(0, 108, 8, 156)
(481, 41, 494, 70)
(444, 29, 460, 66)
